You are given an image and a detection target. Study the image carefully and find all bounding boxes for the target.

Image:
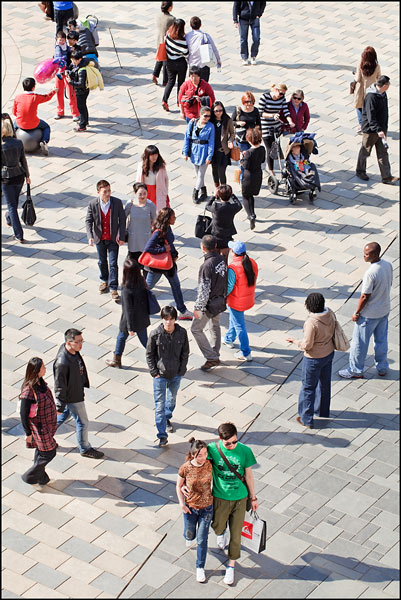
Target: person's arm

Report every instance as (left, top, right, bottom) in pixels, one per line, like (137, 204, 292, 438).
(123, 289, 136, 332)
(53, 361, 68, 413)
(85, 201, 95, 245)
(179, 331, 190, 375)
(36, 90, 57, 104)
(182, 120, 191, 157)
(287, 318, 315, 351)
(257, 2, 267, 17)
(233, 1, 240, 23)
(231, 194, 243, 212)
(206, 124, 215, 162)
(19, 145, 30, 181)
(19, 391, 34, 437)
(227, 267, 236, 296)
(241, 149, 251, 170)
(143, 231, 167, 255)
(12, 98, 18, 117)
(244, 467, 258, 511)
(303, 103, 310, 130)
(150, 202, 157, 226)
(194, 274, 212, 312)
(352, 293, 371, 321)
(145, 333, 159, 377)
(117, 199, 126, 245)
(205, 196, 215, 212)
(176, 474, 191, 513)
(207, 82, 216, 106)
(227, 117, 235, 146)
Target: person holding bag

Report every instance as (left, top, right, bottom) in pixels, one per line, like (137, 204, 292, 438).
(142, 208, 193, 320)
(125, 182, 156, 264)
(152, 1, 175, 86)
(210, 101, 235, 190)
(353, 46, 381, 133)
(182, 105, 215, 204)
(162, 18, 188, 111)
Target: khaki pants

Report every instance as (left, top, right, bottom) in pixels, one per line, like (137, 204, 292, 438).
(191, 311, 221, 361)
(212, 496, 247, 560)
(356, 132, 391, 180)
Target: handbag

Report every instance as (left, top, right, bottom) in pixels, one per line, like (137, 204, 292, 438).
(17, 389, 38, 419)
(230, 142, 241, 162)
(241, 511, 267, 554)
(155, 41, 167, 62)
(215, 442, 252, 511)
(21, 184, 36, 226)
(194, 205, 212, 238)
(234, 167, 241, 184)
(199, 33, 217, 68)
(333, 314, 350, 351)
(146, 288, 161, 315)
(349, 80, 356, 94)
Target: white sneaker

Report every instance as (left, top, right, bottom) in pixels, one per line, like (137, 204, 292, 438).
(242, 59, 249, 66)
(186, 539, 195, 548)
(217, 533, 226, 550)
(196, 568, 206, 583)
(224, 566, 234, 585)
(235, 351, 252, 361)
(40, 141, 49, 156)
(338, 369, 363, 379)
(222, 340, 235, 349)
(178, 310, 193, 321)
(250, 57, 256, 65)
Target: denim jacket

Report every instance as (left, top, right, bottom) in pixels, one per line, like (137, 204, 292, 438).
(182, 120, 215, 165)
(1, 136, 30, 181)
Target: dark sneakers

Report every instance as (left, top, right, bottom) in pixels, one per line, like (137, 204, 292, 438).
(159, 438, 168, 447)
(356, 172, 369, 181)
(81, 448, 104, 459)
(382, 176, 399, 185)
(201, 359, 220, 371)
(166, 420, 174, 433)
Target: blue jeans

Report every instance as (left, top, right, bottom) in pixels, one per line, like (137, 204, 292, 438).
(115, 328, 148, 355)
(2, 182, 24, 240)
(239, 18, 260, 60)
(237, 140, 250, 180)
(57, 401, 90, 453)
(184, 504, 213, 568)
(14, 119, 51, 143)
(349, 314, 389, 375)
(298, 351, 334, 426)
(356, 108, 363, 126)
(153, 375, 181, 439)
(96, 240, 119, 290)
(224, 307, 251, 357)
(146, 267, 186, 314)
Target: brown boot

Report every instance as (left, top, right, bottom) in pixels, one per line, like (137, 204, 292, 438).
(106, 354, 122, 368)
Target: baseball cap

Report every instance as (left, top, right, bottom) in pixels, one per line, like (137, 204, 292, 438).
(228, 240, 246, 255)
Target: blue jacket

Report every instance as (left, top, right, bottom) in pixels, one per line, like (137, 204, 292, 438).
(182, 119, 215, 165)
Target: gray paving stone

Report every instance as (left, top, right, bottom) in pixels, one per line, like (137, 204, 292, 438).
(24, 563, 69, 589)
(93, 512, 136, 536)
(58, 536, 104, 562)
(125, 488, 168, 511)
(91, 572, 127, 595)
(62, 480, 107, 503)
(23, 298, 59, 313)
(2, 528, 38, 554)
(29, 505, 73, 529)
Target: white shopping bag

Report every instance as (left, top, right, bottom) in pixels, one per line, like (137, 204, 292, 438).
(241, 511, 267, 553)
(200, 35, 217, 68)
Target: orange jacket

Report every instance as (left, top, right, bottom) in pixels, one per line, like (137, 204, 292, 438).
(227, 255, 258, 312)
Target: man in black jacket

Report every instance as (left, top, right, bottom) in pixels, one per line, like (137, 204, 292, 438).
(54, 328, 104, 459)
(356, 75, 398, 184)
(146, 306, 189, 447)
(191, 234, 228, 371)
(65, 49, 90, 132)
(233, 1, 266, 66)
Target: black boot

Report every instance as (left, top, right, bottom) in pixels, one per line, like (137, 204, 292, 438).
(199, 186, 208, 202)
(192, 188, 200, 204)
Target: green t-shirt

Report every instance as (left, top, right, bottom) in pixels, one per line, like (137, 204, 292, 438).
(207, 441, 257, 501)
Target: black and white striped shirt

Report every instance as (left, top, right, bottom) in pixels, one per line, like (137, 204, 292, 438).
(165, 34, 189, 60)
(259, 91, 290, 136)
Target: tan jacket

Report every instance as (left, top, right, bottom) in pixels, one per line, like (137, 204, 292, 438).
(156, 12, 175, 46)
(296, 308, 336, 358)
(354, 63, 381, 109)
(219, 117, 235, 155)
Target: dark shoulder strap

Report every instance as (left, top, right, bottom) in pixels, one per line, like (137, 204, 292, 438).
(215, 441, 245, 484)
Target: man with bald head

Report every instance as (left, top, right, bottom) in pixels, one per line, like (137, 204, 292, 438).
(339, 242, 393, 379)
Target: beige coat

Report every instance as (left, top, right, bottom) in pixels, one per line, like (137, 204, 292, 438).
(219, 117, 235, 155)
(156, 12, 175, 46)
(296, 308, 336, 359)
(354, 63, 381, 109)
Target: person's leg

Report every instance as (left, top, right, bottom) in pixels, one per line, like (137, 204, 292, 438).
(107, 241, 119, 291)
(56, 405, 71, 426)
(348, 316, 375, 375)
(166, 268, 187, 313)
(55, 75, 65, 116)
(356, 108, 363, 126)
(136, 328, 148, 349)
(2, 183, 24, 241)
(317, 351, 334, 418)
(96, 241, 109, 286)
(242, 195, 253, 219)
(218, 163, 227, 185)
(165, 375, 181, 421)
(263, 135, 275, 171)
(66, 80, 79, 117)
(161, 61, 168, 86)
(356, 133, 375, 176)
(227, 497, 247, 564)
(250, 18, 261, 58)
(196, 504, 213, 568)
(374, 138, 392, 180)
(211, 497, 232, 536)
(372, 315, 389, 374)
(162, 60, 176, 103)
(249, 194, 255, 218)
(57, 7, 73, 31)
(224, 306, 238, 344)
(76, 91, 89, 129)
(153, 60, 163, 78)
(176, 58, 187, 103)
(36, 119, 51, 143)
(194, 164, 202, 191)
(146, 270, 162, 290)
(231, 308, 251, 357)
(191, 312, 219, 361)
(67, 401, 91, 453)
(21, 447, 57, 484)
(199, 65, 210, 82)
(153, 376, 168, 440)
(211, 161, 220, 186)
(183, 506, 198, 541)
(298, 356, 320, 426)
(209, 314, 222, 358)
(197, 163, 209, 190)
(238, 19, 249, 60)
(114, 329, 129, 356)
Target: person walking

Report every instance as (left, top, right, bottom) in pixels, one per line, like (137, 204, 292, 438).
(191, 234, 227, 371)
(208, 422, 258, 586)
(105, 257, 150, 369)
(232, 1, 266, 65)
(146, 306, 189, 446)
(20, 357, 57, 487)
(185, 16, 221, 82)
(178, 65, 215, 123)
(286, 293, 336, 429)
(353, 46, 381, 133)
(182, 105, 215, 204)
(176, 438, 213, 583)
(223, 241, 258, 361)
(125, 183, 156, 263)
(85, 179, 126, 303)
(152, 1, 175, 86)
(210, 101, 234, 190)
(162, 18, 188, 111)
(136, 145, 169, 213)
(339, 242, 393, 379)
(143, 207, 193, 320)
(355, 75, 399, 184)
(205, 184, 242, 261)
(1, 117, 31, 244)
(53, 0, 74, 33)
(241, 126, 266, 229)
(54, 329, 104, 459)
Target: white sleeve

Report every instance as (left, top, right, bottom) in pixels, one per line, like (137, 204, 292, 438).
(361, 270, 374, 295)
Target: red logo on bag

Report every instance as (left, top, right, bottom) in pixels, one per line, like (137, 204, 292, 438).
(241, 521, 253, 539)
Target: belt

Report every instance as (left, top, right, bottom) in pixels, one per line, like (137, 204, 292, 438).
(191, 140, 208, 145)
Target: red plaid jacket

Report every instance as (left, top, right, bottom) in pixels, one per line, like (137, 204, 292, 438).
(20, 381, 57, 451)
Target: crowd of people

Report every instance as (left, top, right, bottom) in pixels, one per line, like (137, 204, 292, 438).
(1, 0, 398, 588)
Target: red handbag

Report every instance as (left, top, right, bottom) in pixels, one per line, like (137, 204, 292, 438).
(155, 42, 167, 62)
(138, 249, 173, 270)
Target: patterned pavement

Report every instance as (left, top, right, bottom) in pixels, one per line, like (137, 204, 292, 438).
(1, 2, 399, 598)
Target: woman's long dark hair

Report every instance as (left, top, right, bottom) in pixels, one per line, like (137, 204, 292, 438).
(161, 1, 173, 14)
(360, 46, 378, 77)
(210, 100, 230, 127)
(168, 18, 185, 40)
(21, 357, 43, 394)
(185, 437, 208, 461)
(235, 253, 256, 287)
(152, 207, 174, 236)
(122, 257, 145, 288)
(141, 145, 166, 177)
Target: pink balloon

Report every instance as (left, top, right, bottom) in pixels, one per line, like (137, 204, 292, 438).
(33, 59, 59, 84)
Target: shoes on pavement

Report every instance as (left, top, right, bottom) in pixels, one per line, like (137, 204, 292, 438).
(249, 217, 255, 230)
(377, 370, 387, 376)
(224, 566, 234, 585)
(54, 114, 64, 119)
(222, 340, 235, 348)
(296, 416, 313, 429)
(178, 310, 193, 320)
(13, 236, 25, 243)
(74, 127, 87, 132)
(72, 116, 80, 122)
(196, 568, 206, 583)
(234, 351, 252, 361)
(166, 419, 174, 433)
(111, 290, 120, 302)
(382, 176, 399, 185)
(201, 359, 220, 371)
(242, 59, 249, 66)
(159, 437, 168, 447)
(250, 57, 256, 65)
(162, 101, 169, 111)
(338, 369, 363, 379)
(152, 75, 158, 85)
(106, 353, 122, 368)
(186, 538, 195, 548)
(356, 172, 369, 181)
(99, 282, 109, 294)
(40, 141, 49, 155)
(81, 448, 104, 459)
(217, 533, 227, 550)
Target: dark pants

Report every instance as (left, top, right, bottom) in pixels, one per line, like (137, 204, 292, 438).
(14, 118, 51, 144)
(22, 447, 57, 485)
(242, 194, 255, 218)
(263, 133, 283, 171)
(298, 351, 334, 426)
(153, 60, 168, 85)
(96, 240, 119, 290)
(163, 57, 187, 104)
(199, 65, 210, 82)
(115, 328, 148, 355)
(76, 91, 90, 129)
(54, 7, 74, 33)
(239, 18, 261, 60)
(2, 182, 24, 240)
(356, 132, 392, 180)
(212, 160, 227, 185)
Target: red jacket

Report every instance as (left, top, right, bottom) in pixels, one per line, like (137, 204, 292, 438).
(178, 79, 215, 120)
(227, 255, 258, 312)
(281, 100, 310, 134)
(13, 90, 56, 129)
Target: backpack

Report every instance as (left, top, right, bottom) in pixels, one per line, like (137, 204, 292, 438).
(80, 15, 99, 46)
(78, 62, 104, 91)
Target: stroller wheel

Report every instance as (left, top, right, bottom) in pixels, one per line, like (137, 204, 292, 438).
(267, 174, 279, 195)
(309, 190, 316, 203)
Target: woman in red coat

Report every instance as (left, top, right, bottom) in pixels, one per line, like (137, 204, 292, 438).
(283, 89, 310, 134)
(223, 240, 258, 361)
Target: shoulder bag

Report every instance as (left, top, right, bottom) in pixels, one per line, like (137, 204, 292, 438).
(155, 35, 167, 62)
(230, 141, 241, 161)
(138, 231, 173, 271)
(332, 313, 350, 352)
(215, 442, 252, 511)
(21, 184, 36, 226)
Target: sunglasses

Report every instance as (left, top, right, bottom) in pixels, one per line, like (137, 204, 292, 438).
(214, 109, 223, 113)
(223, 439, 238, 447)
(292, 96, 302, 100)
(203, 114, 211, 118)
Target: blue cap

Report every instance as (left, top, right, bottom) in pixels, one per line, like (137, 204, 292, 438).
(228, 240, 246, 255)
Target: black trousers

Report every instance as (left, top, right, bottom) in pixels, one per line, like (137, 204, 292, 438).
(242, 194, 255, 218)
(162, 57, 187, 104)
(76, 91, 89, 129)
(153, 61, 168, 85)
(212, 161, 227, 185)
(54, 7, 73, 33)
(263, 134, 283, 171)
(22, 447, 57, 485)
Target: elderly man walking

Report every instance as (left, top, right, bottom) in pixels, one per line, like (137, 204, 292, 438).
(339, 242, 393, 379)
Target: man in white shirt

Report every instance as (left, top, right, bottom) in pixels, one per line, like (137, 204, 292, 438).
(339, 242, 393, 378)
(185, 16, 221, 82)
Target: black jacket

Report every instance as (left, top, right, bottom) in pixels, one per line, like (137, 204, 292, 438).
(233, 1, 266, 22)
(241, 145, 266, 196)
(1, 136, 30, 181)
(146, 323, 189, 379)
(194, 251, 227, 316)
(120, 282, 151, 333)
(85, 195, 126, 245)
(78, 27, 98, 57)
(206, 194, 242, 245)
(361, 84, 389, 134)
(68, 56, 91, 95)
(53, 344, 90, 412)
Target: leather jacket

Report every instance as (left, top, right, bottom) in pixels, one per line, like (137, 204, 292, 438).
(1, 136, 30, 181)
(146, 323, 189, 379)
(53, 344, 90, 412)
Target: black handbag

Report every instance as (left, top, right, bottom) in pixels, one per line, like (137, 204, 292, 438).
(146, 288, 161, 315)
(194, 205, 212, 238)
(21, 184, 36, 226)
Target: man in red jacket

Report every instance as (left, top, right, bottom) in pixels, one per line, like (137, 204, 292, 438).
(13, 77, 56, 156)
(178, 66, 215, 122)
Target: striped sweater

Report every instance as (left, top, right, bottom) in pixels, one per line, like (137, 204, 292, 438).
(258, 91, 290, 136)
(165, 34, 189, 60)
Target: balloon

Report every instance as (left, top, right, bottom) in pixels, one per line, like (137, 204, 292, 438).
(33, 59, 59, 84)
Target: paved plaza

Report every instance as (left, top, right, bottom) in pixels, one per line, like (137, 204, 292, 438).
(1, 1, 399, 598)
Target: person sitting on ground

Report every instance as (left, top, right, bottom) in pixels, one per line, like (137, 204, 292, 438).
(13, 77, 56, 156)
(178, 65, 215, 123)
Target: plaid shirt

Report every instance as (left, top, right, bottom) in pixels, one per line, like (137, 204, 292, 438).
(20, 380, 57, 451)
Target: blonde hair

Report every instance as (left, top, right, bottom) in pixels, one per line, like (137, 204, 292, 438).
(2, 118, 14, 139)
(271, 82, 288, 92)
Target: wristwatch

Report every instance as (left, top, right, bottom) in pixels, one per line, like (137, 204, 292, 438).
(354, 312, 360, 317)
